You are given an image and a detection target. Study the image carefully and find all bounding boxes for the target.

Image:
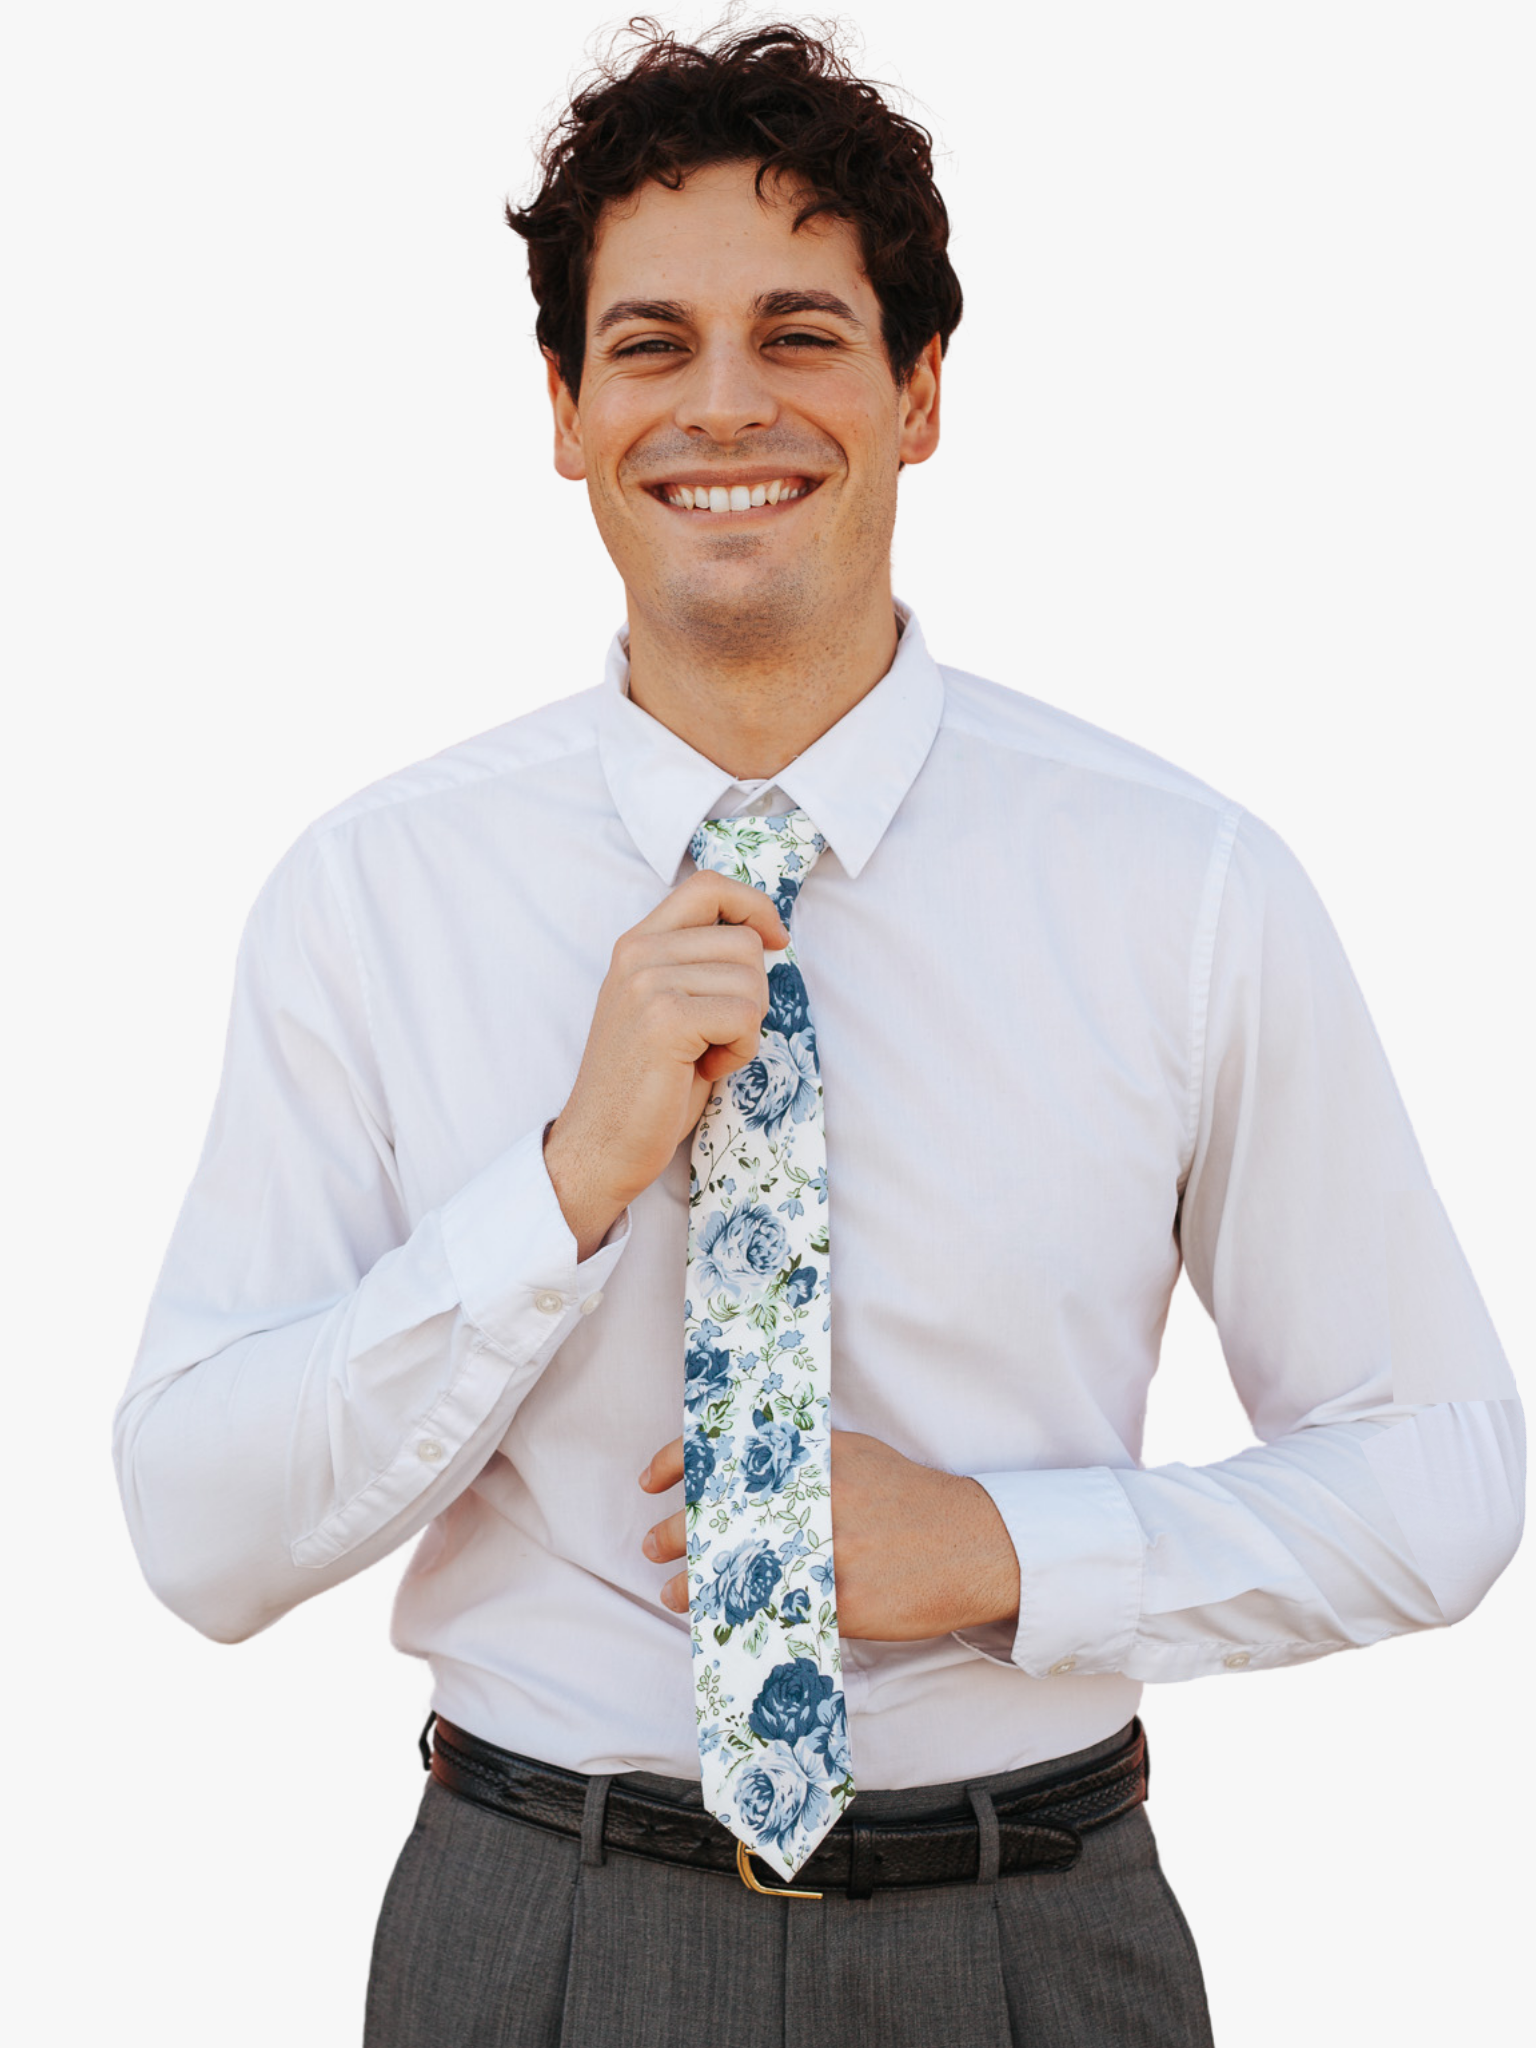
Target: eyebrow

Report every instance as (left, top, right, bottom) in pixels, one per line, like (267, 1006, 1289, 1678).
(593, 288, 866, 337)
(593, 298, 691, 336)
(751, 288, 864, 329)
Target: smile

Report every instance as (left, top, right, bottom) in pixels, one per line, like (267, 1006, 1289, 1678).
(647, 476, 820, 513)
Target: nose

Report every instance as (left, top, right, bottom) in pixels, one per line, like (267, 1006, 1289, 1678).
(674, 334, 780, 443)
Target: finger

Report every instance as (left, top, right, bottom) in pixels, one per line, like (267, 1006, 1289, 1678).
(672, 996, 766, 1067)
(642, 1508, 687, 1563)
(632, 961, 769, 1006)
(635, 871, 787, 950)
(660, 1570, 689, 1614)
(695, 1042, 755, 1082)
(640, 924, 773, 970)
(639, 1437, 685, 1492)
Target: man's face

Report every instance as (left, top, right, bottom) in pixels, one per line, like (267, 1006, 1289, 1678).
(548, 159, 940, 650)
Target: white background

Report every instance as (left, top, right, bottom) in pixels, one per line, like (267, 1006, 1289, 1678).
(5, 4, 1532, 2041)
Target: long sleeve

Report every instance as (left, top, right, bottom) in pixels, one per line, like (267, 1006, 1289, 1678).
(968, 810, 1523, 1681)
(113, 828, 629, 1644)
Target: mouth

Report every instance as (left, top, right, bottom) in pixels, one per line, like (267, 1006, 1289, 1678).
(644, 474, 823, 515)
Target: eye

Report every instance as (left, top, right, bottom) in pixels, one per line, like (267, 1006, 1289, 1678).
(612, 336, 686, 358)
(768, 330, 838, 350)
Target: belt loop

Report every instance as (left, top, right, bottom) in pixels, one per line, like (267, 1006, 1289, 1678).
(580, 1774, 614, 1868)
(967, 1785, 1000, 1886)
(846, 1824, 877, 1900)
(418, 1712, 438, 1772)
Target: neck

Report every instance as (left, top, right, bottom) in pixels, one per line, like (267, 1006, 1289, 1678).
(623, 580, 900, 779)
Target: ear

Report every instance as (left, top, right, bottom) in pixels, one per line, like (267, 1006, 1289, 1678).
(547, 352, 587, 481)
(896, 335, 942, 467)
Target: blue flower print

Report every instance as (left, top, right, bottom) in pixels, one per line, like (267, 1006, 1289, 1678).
(765, 962, 812, 1037)
(783, 1266, 818, 1309)
(684, 809, 846, 1856)
(729, 1030, 819, 1138)
(733, 1738, 833, 1856)
(699, 1537, 782, 1626)
(748, 1656, 835, 1742)
(684, 1337, 732, 1413)
(692, 1205, 789, 1299)
(700, 1432, 734, 1503)
(812, 1693, 852, 1779)
(738, 1420, 808, 1496)
(684, 1430, 716, 1503)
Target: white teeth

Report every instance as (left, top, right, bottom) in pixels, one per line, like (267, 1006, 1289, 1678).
(661, 477, 809, 511)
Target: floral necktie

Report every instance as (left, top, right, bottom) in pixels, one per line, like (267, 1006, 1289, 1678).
(684, 809, 854, 1883)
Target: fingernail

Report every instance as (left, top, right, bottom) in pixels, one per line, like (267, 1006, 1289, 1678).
(638, 1464, 650, 1487)
(642, 1529, 657, 1558)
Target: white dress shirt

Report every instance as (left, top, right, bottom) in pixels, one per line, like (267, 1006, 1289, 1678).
(115, 608, 1523, 1788)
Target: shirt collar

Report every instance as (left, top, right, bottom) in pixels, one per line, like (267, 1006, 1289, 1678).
(596, 602, 944, 882)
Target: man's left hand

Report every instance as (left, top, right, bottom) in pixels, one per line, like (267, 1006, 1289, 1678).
(639, 1430, 1020, 1641)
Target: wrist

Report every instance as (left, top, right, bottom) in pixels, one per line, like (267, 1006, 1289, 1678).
(948, 1475, 1021, 1633)
(543, 1117, 630, 1264)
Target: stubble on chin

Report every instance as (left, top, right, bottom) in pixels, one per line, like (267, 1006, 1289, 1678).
(653, 543, 816, 659)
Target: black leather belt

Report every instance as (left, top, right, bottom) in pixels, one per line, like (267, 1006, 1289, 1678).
(426, 1715, 1148, 1899)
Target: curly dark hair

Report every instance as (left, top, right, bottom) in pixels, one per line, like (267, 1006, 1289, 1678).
(507, 18, 963, 398)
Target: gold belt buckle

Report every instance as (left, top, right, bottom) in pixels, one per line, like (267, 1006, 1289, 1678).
(736, 1839, 823, 1899)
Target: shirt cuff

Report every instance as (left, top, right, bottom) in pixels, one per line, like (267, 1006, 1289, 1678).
(438, 1125, 631, 1360)
(955, 1467, 1145, 1677)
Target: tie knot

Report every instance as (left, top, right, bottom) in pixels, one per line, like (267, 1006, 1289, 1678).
(690, 810, 826, 925)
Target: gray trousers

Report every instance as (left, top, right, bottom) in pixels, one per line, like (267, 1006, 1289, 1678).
(364, 1725, 1214, 2047)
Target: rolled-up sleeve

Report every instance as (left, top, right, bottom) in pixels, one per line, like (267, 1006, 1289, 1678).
(113, 829, 628, 1643)
(967, 810, 1523, 1681)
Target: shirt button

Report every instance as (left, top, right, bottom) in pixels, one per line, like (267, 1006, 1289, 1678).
(1048, 1656, 1078, 1676)
(417, 1439, 444, 1463)
(1223, 1651, 1251, 1669)
(534, 1290, 564, 1316)
(579, 1292, 604, 1316)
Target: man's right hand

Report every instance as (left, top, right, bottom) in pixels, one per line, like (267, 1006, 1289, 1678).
(543, 871, 788, 1260)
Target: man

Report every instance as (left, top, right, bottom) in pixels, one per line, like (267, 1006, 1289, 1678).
(115, 23, 1522, 2046)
